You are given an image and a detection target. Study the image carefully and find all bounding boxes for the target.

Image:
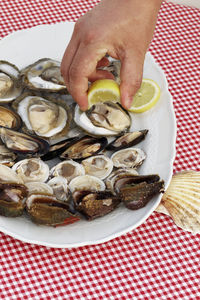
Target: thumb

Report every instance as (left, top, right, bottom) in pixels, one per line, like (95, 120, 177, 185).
(119, 53, 144, 110)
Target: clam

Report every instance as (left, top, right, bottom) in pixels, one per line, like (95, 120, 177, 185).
(106, 130, 148, 151)
(26, 194, 80, 226)
(73, 190, 120, 220)
(0, 106, 22, 130)
(26, 182, 53, 196)
(156, 171, 200, 234)
(50, 160, 85, 183)
(12, 158, 49, 183)
(0, 60, 22, 103)
(69, 175, 105, 193)
(59, 135, 107, 161)
(74, 102, 131, 136)
(0, 145, 17, 167)
(0, 127, 49, 156)
(12, 94, 71, 141)
(21, 58, 67, 92)
(0, 182, 28, 217)
(48, 176, 69, 201)
(0, 164, 23, 184)
(81, 155, 113, 180)
(111, 147, 146, 169)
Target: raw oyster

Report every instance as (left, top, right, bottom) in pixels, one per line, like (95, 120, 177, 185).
(12, 158, 49, 183)
(26, 182, 53, 196)
(48, 176, 69, 201)
(0, 145, 17, 167)
(0, 60, 22, 103)
(0, 127, 49, 156)
(106, 130, 148, 151)
(101, 59, 121, 84)
(59, 135, 107, 161)
(12, 94, 71, 140)
(74, 102, 131, 136)
(0, 106, 22, 130)
(21, 58, 67, 92)
(0, 182, 28, 217)
(111, 147, 146, 168)
(73, 190, 120, 220)
(26, 194, 80, 226)
(81, 155, 113, 180)
(156, 171, 200, 234)
(69, 175, 105, 193)
(50, 160, 85, 183)
(0, 164, 23, 184)
(120, 180, 164, 210)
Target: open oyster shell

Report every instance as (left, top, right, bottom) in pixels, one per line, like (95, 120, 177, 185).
(156, 171, 200, 234)
(0, 145, 17, 167)
(0, 61, 22, 103)
(50, 160, 85, 183)
(111, 147, 146, 169)
(69, 175, 105, 193)
(48, 176, 69, 202)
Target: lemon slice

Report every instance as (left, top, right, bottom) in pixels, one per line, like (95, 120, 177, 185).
(88, 79, 120, 108)
(128, 79, 160, 113)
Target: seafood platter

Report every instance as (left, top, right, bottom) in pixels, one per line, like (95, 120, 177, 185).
(0, 58, 165, 227)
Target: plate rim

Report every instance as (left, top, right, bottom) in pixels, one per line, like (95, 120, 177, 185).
(0, 22, 177, 248)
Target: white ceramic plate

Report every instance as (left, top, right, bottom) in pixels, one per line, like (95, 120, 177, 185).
(0, 22, 176, 248)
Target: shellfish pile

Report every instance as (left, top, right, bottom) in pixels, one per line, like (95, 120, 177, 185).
(0, 58, 164, 226)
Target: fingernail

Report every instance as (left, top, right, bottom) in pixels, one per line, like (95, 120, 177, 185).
(124, 96, 133, 109)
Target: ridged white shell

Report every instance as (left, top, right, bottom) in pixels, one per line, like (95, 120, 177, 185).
(81, 155, 113, 180)
(25, 182, 53, 196)
(156, 170, 200, 234)
(69, 175, 105, 193)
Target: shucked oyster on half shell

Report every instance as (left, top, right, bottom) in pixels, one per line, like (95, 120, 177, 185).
(12, 94, 72, 141)
(0, 60, 22, 103)
(20, 58, 67, 93)
(111, 147, 146, 169)
(50, 160, 85, 183)
(74, 101, 131, 136)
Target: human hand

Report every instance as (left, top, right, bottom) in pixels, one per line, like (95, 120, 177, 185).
(61, 0, 162, 110)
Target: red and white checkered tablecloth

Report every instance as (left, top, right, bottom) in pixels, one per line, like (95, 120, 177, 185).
(0, 1, 200, 299)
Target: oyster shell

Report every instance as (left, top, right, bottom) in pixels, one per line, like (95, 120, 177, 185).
(101, 60, 121, 84)
(81, 155, 113, 180)
(12, 94, 71, 140)
(156, 171, 200, 234)
(59, 135, 107, 161)
(50, 160, 85, 183)
(0, 127, 49, 156)
(74, 102, 131, 136)
(0, 182, 28, 217)
(0, 106, 22, 130)
(26, 194, 80, 226)
(111, 147, 146, 168)
(21, 58, 67, 92)
(0, 164, 23, 184)
(0, 145, 17, 167)
(106, 130, 148, 151)
(26, 182, 53, 196)
(12, 158, 49, 183)
(69, 175, 105, 193)
(48, 176, 69, 201)
(0, 61, 22, 103)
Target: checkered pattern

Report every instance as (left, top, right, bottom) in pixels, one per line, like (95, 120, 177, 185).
(0, 1, 199, 299)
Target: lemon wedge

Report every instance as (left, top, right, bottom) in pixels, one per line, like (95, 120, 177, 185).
(88, 79, 120, 108)
(128, 79, 161, 113)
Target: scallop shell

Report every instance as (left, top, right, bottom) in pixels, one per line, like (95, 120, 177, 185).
(155, 170, 200, 234)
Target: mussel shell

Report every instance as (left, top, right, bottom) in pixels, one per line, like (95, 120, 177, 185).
(120, 181, 165, 210)
(0, 182, 28, 217)
(0, 127, 49, 156)
(0, 105, 22, 130)
(106, 130, 148, 151)
(0, 145, 17, 167)
(59, 135, 108, 161)
(26, 195, 80, 226)
(73, 190, 120, 220)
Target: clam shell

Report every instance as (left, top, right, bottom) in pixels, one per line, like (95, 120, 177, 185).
(155, 170, 200, 234)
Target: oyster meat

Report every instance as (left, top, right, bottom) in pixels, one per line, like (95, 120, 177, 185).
(81, 155, 113, 180)
(111, 147, 146, 168)
(12, 158, 49, 183)
(21, 58, 67, 92)
(50, 160, 85, 183)
(0, 60, 22, 103)
(74, 102, 131, 136)
(0, 106, 22, 130)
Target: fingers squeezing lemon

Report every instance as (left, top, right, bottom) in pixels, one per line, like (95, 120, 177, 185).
(87, 78, 160, 113)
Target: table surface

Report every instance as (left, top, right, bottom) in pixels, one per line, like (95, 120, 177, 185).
(0, 1, 200, 299)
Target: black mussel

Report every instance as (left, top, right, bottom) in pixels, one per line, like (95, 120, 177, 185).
(42, 137, 79, 160)
(72, 190, 120, 220)
(59, 135, 108, 161)
(106, 130, 148, 151)
(120, 180, 165, 210)
(0, 182, 28, 217)
(26, 194, 80, 226)
(0, 127, 49, 156)
(0, 106, 22, 130)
